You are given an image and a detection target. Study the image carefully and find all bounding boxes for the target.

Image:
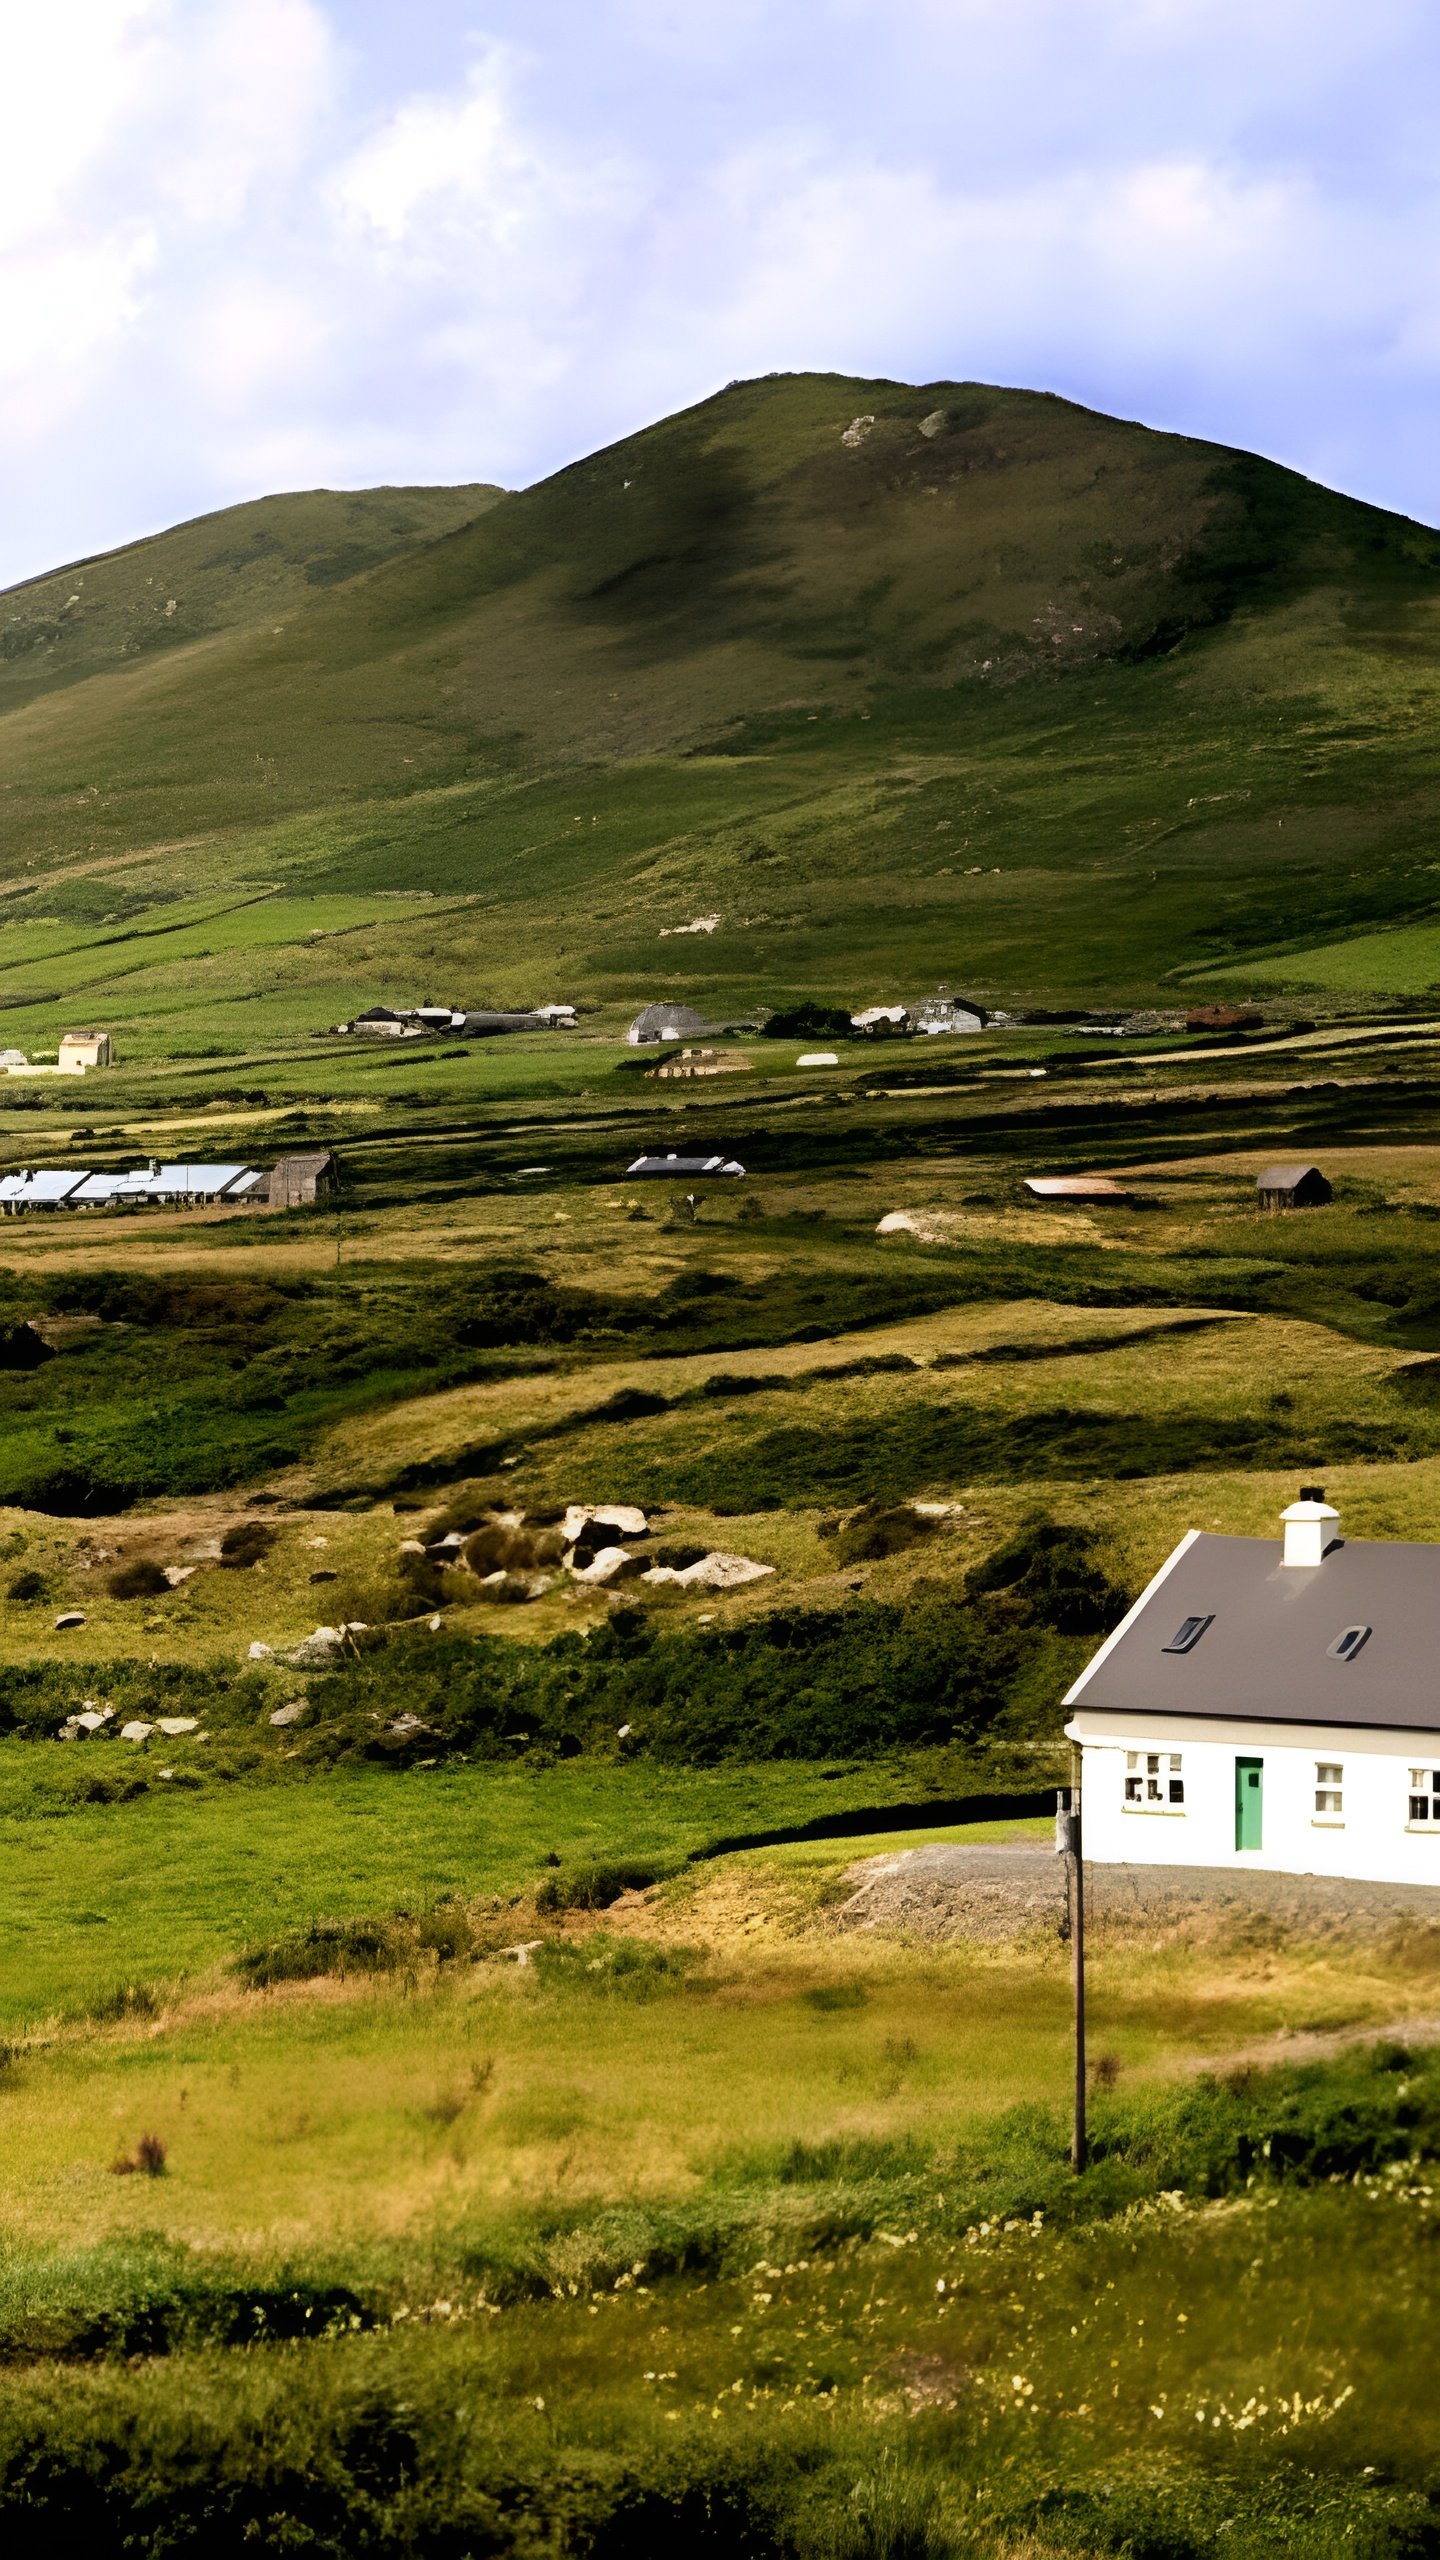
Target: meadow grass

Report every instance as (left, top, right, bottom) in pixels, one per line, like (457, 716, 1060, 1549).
(0, 1756, 976, 2028)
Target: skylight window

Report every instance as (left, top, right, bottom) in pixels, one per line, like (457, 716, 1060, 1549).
(1327, 1625, 1371, 1662)
(1162, 1614, 1212, 1654)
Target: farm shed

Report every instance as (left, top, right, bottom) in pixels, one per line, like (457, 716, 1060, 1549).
(915, 998, 984, 1035)
(627, 1002, 713, 1046)
(1067, 1489, 1440, 1887)
(59, 1030, 113, 1067)
(625, 1149, 746, 1177)
(262, 1151, 337, 1209)
(1257, 1163, 1332, 1210)
(1023, 1175, 1131, 1204)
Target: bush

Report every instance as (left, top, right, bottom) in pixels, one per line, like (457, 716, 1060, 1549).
(219, 1520, 276, 1569)
(829, 1504, 938, 1565)
(106, 1561, 169, 1600)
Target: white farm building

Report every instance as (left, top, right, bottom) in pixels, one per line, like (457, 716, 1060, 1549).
(1065, 1490, 1440, 1889)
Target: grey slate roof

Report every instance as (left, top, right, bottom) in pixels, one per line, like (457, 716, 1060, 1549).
(1257, 1164, 1324, 1189)
(1066, 1531, 1440, 1732)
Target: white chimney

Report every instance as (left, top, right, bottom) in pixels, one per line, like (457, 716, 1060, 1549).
(1280, 1485, 1339, 1568)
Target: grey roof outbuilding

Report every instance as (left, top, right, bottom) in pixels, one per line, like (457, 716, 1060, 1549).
(1066, 1528, 1440, 1733)
(1257, 1163, 1331, 1207)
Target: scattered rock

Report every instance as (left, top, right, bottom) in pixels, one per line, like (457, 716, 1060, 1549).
(917, 410, 946, 439)
(397, 1539, 426, 1558)
(283, 1626, 344, 1667)
(912, 1501, 965, 1518)
(309, 1569, 338, 1583)
(562, 1504, 648, 1544)
(497, 1941, 544, 1966)
(53, 1612, 85, 1630)
(841, 414, 875, 446)
(248, 1640, 274, 1661)
(644, 1551, 774, 1591)
(119, 1720, 153, 1742)
(156, 1717, 199, 1737)
(268, 1701, 306, 1728)
(162, 1565, 197, 1587)
(387, 1713, 433, 1737)
(60, 1705, 114, 1738)
(476, 1569, 551, 1603)
(306, 1536, 329, 1549)
(570, 1548, 641, 1585)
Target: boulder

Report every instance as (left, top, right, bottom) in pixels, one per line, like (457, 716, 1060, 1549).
(248, 1640, 274, 1661)
(284, 1626, 344, 1668)
(643, 1550, 774, 1591)
(268, 1700, 306, 1728)
(163, 1565, 196, 1587)
(569, 1547, 642, 1585)
(156, 1717, 200, 1737)
(53, 1611, 86, 1630)
(119, 1720, 154, 1742)
(562, 1504, 647, 1545)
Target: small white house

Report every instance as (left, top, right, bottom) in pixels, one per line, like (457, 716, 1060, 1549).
(1065, 1490, 1440, 1888)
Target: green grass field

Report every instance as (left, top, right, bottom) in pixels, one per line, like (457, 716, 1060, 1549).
(2, 373, 1440, 2545)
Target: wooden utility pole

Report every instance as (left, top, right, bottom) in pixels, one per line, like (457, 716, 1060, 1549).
(1057, 1747, 1087, 2171)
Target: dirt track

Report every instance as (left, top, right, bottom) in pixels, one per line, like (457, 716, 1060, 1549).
(830, 1840, 1440, 1945)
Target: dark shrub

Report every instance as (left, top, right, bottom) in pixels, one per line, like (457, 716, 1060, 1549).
(219, 1520, 276, 1569)
(106, 1561, 169, 1600)
(6, 1568, 47, 1602)
(831, 1504, 938, 1565)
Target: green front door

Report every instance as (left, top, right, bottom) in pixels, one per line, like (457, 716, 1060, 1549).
(1235, 1757, 1263, 1852)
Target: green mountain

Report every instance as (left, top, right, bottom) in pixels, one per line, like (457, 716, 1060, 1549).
(1, 372, 1438, 1040)
(0, 482, 503, 712)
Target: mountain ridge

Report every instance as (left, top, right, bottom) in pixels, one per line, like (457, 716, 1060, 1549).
(0, 372, 1437, 1030)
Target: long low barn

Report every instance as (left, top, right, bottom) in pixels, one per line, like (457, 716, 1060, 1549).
(0, 1153, 335, 1214)
(625, 1149, 746, 1177)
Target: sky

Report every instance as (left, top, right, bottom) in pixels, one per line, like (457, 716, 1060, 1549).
(2, 0, 1438, 589)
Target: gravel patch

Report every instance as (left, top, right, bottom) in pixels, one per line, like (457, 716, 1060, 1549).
(830, 1841, 1440, 1945)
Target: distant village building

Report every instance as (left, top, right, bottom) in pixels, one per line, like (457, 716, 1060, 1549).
(1066, 1488, 1440, 1888)
(851, 1005, 911, 1037)
(1257, 1163, 1332, 1211)
(627, 1003, 712, 1046)
(647, 1048, 751, 1080)
(335, 1003, 575, 1039)
(915, 998, 984, 1036)
(59, 1030, 113, 1068)
(1024, 1174, 1131, 1204)
(625, 1148, 746, 1177)
(262, 1151, 337, 1210)
(0, 1152, 330, 1216)
(343, 1006, 419, 1039)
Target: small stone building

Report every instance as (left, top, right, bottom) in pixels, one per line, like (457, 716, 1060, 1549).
(263, 1151, 337, 1210)
(59, 1030, 112, 1068)
(627, 1002, 713, 1046)
(1256, 1163, 1331, 1211)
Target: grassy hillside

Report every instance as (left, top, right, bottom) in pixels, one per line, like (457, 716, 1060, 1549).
(0, 482, 502, 717)
(0, 373, 1437, 1013)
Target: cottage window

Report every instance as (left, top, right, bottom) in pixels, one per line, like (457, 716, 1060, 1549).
(1124, 1750, 1184, 1810)
(1408, 1769, 1440, 1827)
(1327, 1625, 1371, 1662)
(1313, 1761, 1343, 1820)
(1162, 1615, 1212, 1655)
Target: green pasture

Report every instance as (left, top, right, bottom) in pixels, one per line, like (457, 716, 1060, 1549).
(0, 1756, 939, 2030)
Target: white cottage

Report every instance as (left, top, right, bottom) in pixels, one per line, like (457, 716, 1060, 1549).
(1065, 1490, 1440, 1888)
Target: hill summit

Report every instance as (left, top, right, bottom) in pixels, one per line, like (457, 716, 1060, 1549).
(0, 373, 1438, 1025)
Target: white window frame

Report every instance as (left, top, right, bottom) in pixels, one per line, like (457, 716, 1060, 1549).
(1407, 1767, 1440, 1832)
(1312, 1759, 1344, 1826)
(1123, 1748, 1186, 1815)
